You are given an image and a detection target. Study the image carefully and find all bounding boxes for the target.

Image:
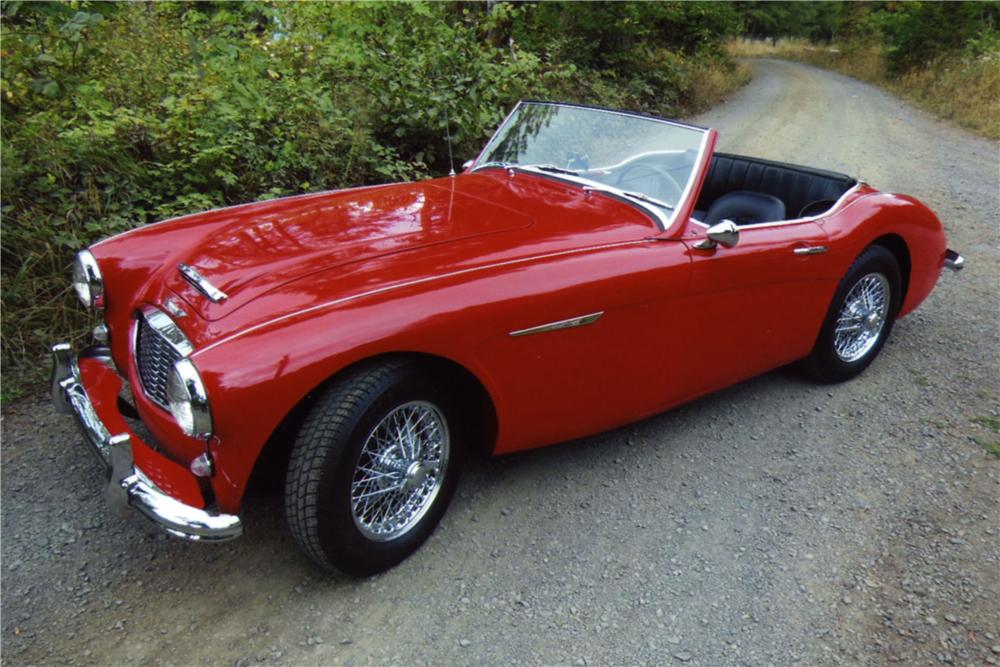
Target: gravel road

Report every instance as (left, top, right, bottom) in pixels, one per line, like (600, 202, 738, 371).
(3, 59, 998, 666)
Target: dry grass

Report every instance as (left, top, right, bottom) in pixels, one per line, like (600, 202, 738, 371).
(726, 38, 1000, 140)
(686, 58, 753, 113)
(0, 242, 98, 401)
(726, 37, 817, 59)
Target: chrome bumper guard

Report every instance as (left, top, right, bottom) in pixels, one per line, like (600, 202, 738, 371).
(944, 249, 965, 272)
(51, 343, 242, 542)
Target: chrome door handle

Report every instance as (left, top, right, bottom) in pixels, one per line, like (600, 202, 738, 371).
(793, 246, 828, 256)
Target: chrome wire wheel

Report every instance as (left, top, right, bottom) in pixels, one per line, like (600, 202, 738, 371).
(833, 272, 890, 363)
(350, 400, 450, 542)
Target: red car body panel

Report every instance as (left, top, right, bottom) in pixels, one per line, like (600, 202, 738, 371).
(87, 136, 949, 515)
(78, 356, 206, 509)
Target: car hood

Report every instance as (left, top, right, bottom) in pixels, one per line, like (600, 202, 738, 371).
(162, 179, 534, 320)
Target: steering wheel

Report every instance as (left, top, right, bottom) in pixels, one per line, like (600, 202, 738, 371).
(616, 163, 683, 203)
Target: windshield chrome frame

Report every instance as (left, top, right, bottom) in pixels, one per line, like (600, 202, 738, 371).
(470, 101, 711, 231)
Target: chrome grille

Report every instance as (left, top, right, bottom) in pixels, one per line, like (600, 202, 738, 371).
(135, 314, 182, 409)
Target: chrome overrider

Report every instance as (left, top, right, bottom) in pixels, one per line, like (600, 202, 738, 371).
(50, 343, 242, 541)
(944, 248, 965, 272)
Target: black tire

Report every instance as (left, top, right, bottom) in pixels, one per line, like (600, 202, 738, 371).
(802, 245, 902, 383)
(285, 359, 464, 576)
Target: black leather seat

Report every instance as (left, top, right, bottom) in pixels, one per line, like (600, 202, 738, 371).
(704, 190, 786, 226)
(696, 153, 856, 223)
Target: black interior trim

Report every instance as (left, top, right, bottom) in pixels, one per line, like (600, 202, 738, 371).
(696, 153, 856, 222)
(798, 198, 838, 218)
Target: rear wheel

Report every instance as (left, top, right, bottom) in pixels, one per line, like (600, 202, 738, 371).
(802, 245, 901, 383)
(285, 360, 464, 575)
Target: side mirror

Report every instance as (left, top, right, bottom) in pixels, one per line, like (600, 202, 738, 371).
(694, 220, 740, 249)
(461, 159, 474, 171)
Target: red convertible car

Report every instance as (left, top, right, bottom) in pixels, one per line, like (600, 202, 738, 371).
(52, 101, 963, 575)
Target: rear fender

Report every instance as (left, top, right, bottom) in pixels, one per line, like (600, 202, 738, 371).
(819, 192, 946, 318)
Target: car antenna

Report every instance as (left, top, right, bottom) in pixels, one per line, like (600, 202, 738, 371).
(444, 102, 456, 177)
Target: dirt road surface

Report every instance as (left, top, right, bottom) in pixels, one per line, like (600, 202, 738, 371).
(3, 59, 998, 666)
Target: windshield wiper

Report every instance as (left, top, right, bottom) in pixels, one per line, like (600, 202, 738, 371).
(474, 162, 582, 177)
(471, 160, 513, 172)
(527, 164, 581, 176)
(476, 162, 674, 213)
(619, 190, 674, 211)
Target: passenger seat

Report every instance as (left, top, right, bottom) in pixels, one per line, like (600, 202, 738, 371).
(703, 190, 786, 226)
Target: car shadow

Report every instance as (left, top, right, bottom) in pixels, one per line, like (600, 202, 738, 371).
(129, 362, 824, 585)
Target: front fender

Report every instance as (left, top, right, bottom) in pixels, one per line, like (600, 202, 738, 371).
(194, 298, 504, 514)
(194, 239, 668, 513)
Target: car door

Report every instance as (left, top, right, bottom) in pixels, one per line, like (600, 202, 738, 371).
(681, 219, 838, 395)
(477, 238, 696, 455)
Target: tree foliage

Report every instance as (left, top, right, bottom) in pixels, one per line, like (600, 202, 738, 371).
(733, 1, 999, 72)
(737, 1, 848, 44)
(1, 1, 741, 384)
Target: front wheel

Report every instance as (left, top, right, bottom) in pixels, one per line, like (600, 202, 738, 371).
(285, 360, 464, 576)
(802, 245, 902, 383)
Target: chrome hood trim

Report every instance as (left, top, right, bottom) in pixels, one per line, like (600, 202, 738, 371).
(178, 263, 228, 303)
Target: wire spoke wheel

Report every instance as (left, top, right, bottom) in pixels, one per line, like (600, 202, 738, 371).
(287, 360, 466, 575)
(833, 272, 890, 363)
(350, 401, 449, 541)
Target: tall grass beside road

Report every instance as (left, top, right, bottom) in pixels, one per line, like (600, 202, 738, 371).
(727, 38, 1000, 140)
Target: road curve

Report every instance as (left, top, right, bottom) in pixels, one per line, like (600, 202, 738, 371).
(3, 59, 998, 666)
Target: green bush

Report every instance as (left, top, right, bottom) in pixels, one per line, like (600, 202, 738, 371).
(1, 1, 743, 395)
(877, 2, 998, 74)
(733, 1, 999, 74)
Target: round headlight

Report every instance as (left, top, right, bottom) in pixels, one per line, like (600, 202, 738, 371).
(166, 358, 213, 438)
(71, 249, 103, 308)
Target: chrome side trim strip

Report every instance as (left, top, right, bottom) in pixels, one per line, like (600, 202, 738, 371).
(509, 311, 604, 337)
(178, 263, 228, 303)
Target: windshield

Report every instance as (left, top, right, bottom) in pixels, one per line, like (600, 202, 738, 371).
(474, 102, 709, 228)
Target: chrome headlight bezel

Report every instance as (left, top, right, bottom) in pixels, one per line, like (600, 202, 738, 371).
(166, 358, 214, 438)
(72, 249, 104, 309)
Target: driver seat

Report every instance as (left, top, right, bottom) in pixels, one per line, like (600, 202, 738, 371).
(704, 190, 786, 226)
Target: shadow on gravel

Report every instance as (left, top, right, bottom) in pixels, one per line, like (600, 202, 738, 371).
(467, 364, 812, 477)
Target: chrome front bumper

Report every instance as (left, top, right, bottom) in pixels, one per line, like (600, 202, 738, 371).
(51, 343, 242, 542)
(944, 248, 965, 272)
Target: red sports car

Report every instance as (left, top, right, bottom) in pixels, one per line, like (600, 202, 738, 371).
(52, 101, 963, 575)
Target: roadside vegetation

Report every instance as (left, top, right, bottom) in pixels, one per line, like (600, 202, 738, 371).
(727, 2, 1000, 139)
(972, 416, 1000, 458)
(5, 2, 996, 400)
(0, 1, 749, 398)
